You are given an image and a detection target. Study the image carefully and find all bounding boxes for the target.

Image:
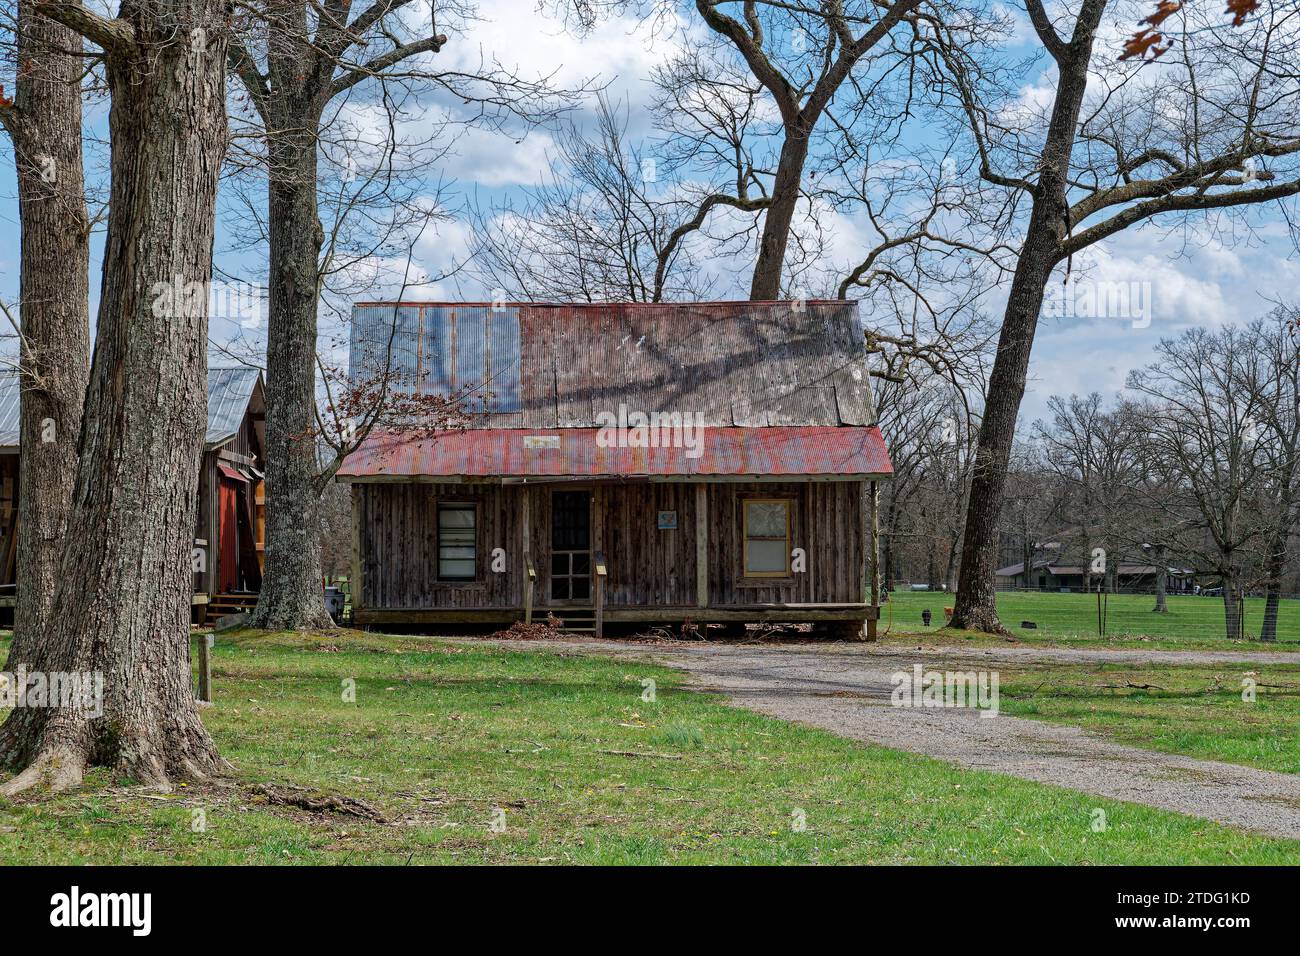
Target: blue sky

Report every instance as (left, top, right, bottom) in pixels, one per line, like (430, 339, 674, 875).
(1, 0, 1297, 428)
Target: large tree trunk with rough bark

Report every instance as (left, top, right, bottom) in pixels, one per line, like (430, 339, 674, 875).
(2, 2, 91, 669)
(248, 97, 334, 631)
(749, 132, 810, 300)
(948, 3, 1104, 633)
(947, 241, 1057, 633)
(0, 0, 230, 794)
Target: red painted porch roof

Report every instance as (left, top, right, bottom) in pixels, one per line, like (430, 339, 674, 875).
(337, 426, 893, 480)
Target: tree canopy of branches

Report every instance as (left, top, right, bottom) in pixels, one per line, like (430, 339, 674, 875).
(938, 0, 1300, 633)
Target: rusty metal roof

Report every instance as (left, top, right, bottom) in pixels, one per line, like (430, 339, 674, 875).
(349, 301, 878, 428)
(336, 425, 892, 480)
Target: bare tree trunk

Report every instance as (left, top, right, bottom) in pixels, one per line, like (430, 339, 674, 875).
(948, 3, 1104, 633)
(749, 132, 810, 300)
(1260, 536, 1285, 642)
(947, 241, 1057, 632)
(248, 101, 334, 631)
(1021, 532, 1031, 590)
(0, 0, 230, 793)
(1080, 529, 1093, 593)
(2, 2, 90, 669)
(1260, 476, 1294, 641)
(1153, 552, 1168, 613)
(1223, 580, 1242, 641)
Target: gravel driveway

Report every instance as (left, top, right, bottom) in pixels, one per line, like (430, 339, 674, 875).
(483, 637, 1300, 839)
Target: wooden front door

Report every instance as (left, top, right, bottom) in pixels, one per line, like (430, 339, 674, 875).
(217, 476, 240, 593)
(550, 490, 591, 603)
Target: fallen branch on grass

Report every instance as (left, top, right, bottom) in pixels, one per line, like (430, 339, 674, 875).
(598, 750, 684, 760)
(250, 783, 388, 823)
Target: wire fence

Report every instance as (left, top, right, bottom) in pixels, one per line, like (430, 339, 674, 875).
(882, 588, 1300, 645)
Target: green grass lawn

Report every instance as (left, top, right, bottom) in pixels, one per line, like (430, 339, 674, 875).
(1, 629, 1298, 864)
(997, 660, 1300, 776)
(881, 590, 1300, 651)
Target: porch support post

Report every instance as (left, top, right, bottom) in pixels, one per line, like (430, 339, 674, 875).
(206, 451, 218, 596)
(521, 486, 533, 624)
(350, 484, 365, 617)
(593, 485, 604, 638)
(695, 483, 708, 608)
(864, 479, 880, 641)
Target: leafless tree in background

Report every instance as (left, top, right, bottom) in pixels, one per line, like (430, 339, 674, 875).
(1238, 308, 1300, 640)
(551, 0, 931, 298)
(1127, 326, 1276, 640)
(875, 374, 981, 591)
(936, 0, 1300, 633)
(469, 95, 720, 302)
(1034, 394, 1143, 593)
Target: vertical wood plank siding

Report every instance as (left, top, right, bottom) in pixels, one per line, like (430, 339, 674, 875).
(359, 481, 864, 609)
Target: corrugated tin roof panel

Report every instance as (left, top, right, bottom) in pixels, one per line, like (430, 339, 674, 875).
(206, 366, 262, 445)
(2, 366, 260, 449)
(336, 425, 893, 479)
(350, 303, 522, 413)
(0, 369, 19, 447)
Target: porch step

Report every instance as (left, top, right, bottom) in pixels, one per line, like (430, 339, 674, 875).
(208, 592, 259, 616)
(544, 608, 596, 633)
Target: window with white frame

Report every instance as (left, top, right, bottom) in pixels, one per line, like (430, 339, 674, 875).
(743, 499, 791, 577)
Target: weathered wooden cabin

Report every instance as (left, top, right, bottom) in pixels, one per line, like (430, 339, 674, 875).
(339, 301, 893, 638)
(0, 366, 266, 620)
(0, 370, 21, 608)
(194, 367, 267, 619)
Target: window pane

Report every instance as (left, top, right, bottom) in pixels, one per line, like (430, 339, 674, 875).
(746, 539, 788, 574)
(439, 559, 475, 579)
(746, 501, 787, 538)
(439, 507, 475, 529)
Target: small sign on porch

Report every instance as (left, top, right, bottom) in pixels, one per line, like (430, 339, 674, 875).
(657, 510, 677, 530)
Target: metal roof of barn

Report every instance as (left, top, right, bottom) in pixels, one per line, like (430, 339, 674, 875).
(0, 371, 18, 450)
(206, 366, 262, 446)
(0, 369, 18, 448)
(336, 425, 892, 481)
(348, 301, 878, 428)
(0, 365, 262, 450)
